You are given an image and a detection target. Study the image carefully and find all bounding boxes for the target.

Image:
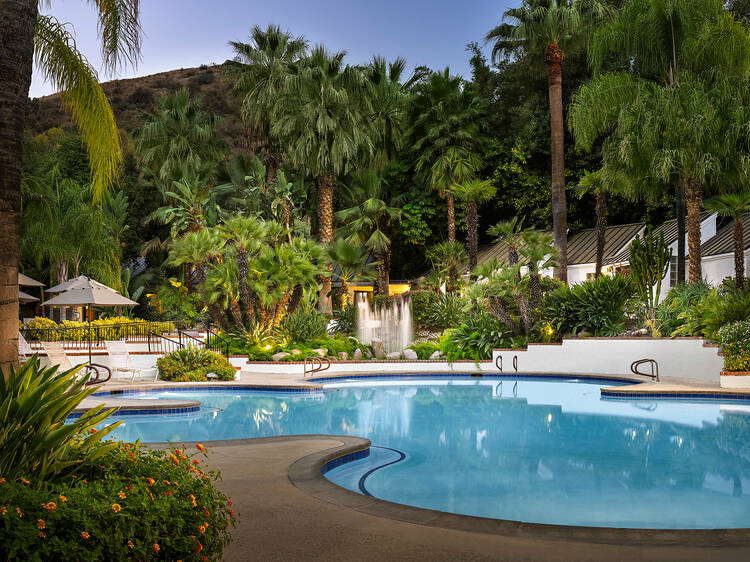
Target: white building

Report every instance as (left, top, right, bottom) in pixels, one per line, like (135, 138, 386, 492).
(700, 214, 750, 286)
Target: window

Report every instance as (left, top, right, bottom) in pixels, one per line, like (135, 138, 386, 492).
(669, 256, 686, 286)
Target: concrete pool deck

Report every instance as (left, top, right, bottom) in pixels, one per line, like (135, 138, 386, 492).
(175, 435, 750, 561)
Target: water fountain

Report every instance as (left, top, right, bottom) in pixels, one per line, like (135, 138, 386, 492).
(355, 292, 413, 354)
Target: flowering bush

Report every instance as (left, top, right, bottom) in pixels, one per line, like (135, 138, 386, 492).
(23, 317, 175, 342)
(718, 321, 750, 372)
(0, 442, 235, 561)
(157, 347, 236, 381)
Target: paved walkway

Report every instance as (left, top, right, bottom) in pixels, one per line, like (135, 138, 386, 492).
(195, 436, 750, 562)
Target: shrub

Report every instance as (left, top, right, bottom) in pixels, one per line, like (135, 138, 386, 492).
(157, 347, 235, 382)
(332, 305, 357, 336)
(277, 308, 328, 344)
(654, 281, 712, 336)
(0, 442, 234, 561)
(0, 358, 120, 481)
(674, 289, 750, 341)
(408, 341, 441, 359)
(440, 313, 509, 360)
(540, 275, 635, 337)
(23, 317, 175, 342)
(426, 293, 470, 331)
(23, 317, 59, 340)
(719, 321, 750, 372)
(409, 290, 438, 330)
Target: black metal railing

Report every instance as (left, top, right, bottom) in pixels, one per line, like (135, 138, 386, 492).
(205, 329, 230, 357)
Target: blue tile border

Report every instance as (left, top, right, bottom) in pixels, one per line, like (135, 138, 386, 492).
(93, 385, 324, 397)
(602, 390, 750, 403)
(311, 372, 632, 386)
(320, 447, 370, 474)
(68, 405, 201, 418)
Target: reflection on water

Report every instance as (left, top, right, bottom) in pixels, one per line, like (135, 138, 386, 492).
(102, 379, 750, 528)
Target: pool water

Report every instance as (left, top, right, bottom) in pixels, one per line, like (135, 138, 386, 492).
(97, 377, 750, 529)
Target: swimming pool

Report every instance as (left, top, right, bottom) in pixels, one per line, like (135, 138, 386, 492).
(96, 377, 750, 529)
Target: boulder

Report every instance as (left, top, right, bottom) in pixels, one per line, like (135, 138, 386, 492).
(312, 348, 327, 357)
(429, 350, 443, 360)
(338, 352, 349, 361)
(402, 348, 418, 360)
(353, 348, 363, 361)
(272, 351, 291, 362)
(371, 338, 386, 359)
(290, 349, 302, 355)
(386, 351, 402, 360)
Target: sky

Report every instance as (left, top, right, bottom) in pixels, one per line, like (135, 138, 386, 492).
(30, 0, 513, 98)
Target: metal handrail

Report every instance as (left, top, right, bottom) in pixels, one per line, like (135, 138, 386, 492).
(206, 328, 230, 357)
(631, 358, 659, 381)
(495, 355, 519, 373)
(303, 356, 330, 377)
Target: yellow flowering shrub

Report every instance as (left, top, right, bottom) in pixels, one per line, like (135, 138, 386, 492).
(719, 321, 750, 372)
(23, 317, 175, 342)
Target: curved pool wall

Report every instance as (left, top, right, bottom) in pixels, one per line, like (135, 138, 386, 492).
(90, 376, 750, 529)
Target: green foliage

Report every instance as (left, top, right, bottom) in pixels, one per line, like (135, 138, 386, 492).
(541, 275, 635, 337)
(277, 308, 328, 344)
(426, 294, 470, 331)
(674, 289, 750, 341)
(0, 442, 234, 561)
(441, 313, 509, 360)
(719, 321, 750, 372)
(655, 282, 713, 336)
(243, 333, 365, 361)
(157, 347, 235, 382)
(23, 317, 174, 342)
(630, 228, 672, 312)
(0, 358, 120, 481)
(409, 291, 439, 331)
(332, 305, 357, 336)
(407, 341, 441, 360)
(154, 280, 207, 328)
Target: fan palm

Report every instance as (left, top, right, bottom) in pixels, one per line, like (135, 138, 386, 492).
(488, 217, 525, 268)
(451, 178, 497, 275)
(228, 24, 308, 183)
(486, 0, 611, 282)
(426, 241, 467, 293)
(220, 215, 266, 319)
(325, 238, 376, 307)
(705, 192, 750, 290)
(1, 0, 141, 371)
(273, 45, 373, 310)
(412, 68, 483, 243)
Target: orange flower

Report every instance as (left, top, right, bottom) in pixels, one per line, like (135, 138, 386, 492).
(202, 556, 208, 562)
(82, 479, 87, 484)
(164, 491, 173, 496)
(175, 449, 181, 455)
(37, 519, 46, 529)
(195, 541, 203, 553)
(227, 499, 232, 506)
(0, 507, 7, 516)
(164, 480, 171, 485)
(111, 503, 122, 513)
(203, 507, 210, 517)
(20, 478, 30, 485)
(89, 428, 97, 434)
(42, 501, 57, 511)
(149, 492, 154, 501)
(118, 491, 126, 499)
(127, 540, 134, 549)
(153, 543, 160, 553)
(16, 507, 23, 518)
(189, 494, 197, 507)
(147, 478, 155, 487)
(170, 454, 179, 465)
(0, 478, 6, 484)
(198, 523, 207, 534)
(193, 460, 200, 465)
(196, 443, 205, 452)
(58, 495, 67, 503)
(81, 531, 90, 540)
(38, 531, 45, 538)
(229, 509, 234, 517)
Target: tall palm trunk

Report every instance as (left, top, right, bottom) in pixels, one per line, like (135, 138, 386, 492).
(274, 290, 290, 326)
(466, 200, 479, 277)
(340, 279, 349, 307)
(734, 217, 745, 291)
(236, 246, 254, 320)
(676, 183, 686, 284)
(684, 178, 703, 284)
(594, 190, 607, 279)
(446, 192, 456, 243)
(228, 298, 243, 328)
(288, 284, 303, 314)
(0, 0, 38, 374)
(545, 41, 568, 283)
(384, 246, 391, 297)
(317, 176, 335, 313)
(374, 250, 388, 297)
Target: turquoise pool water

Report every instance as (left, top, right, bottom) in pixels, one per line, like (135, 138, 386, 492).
(97, 377, 750, 529)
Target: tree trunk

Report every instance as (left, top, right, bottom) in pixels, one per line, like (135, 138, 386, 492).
(545, 42, 568, 283)
(340, 280, 349, 308)
(208, 303, 230, 332)
(513, 291, 533, 334)
(529, 272, 542, 310)
(484, 298, 520, 336)
(274, 290, 290, 326)
(595, 190, 607, 279)
(467, 201, 479, 278)
(446, 192, 456, 243)
(384, 247, 391, 297)
(317, 176, 335, 313)
(374, 251, 388, 297)
(684, 178, 703, 284)
(734, 217, 745, 291)
(236, 246, 254, 320)
(265, 154, 279, 186)
(229, 298, 243, 329)
(676, 183, 686, 284)
(0, 0, 38, 375)
(288, 284, 303, 315)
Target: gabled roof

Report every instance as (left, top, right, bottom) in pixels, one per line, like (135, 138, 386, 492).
(701, 214, 750, 257)
(607, 212, 712, 264)
(567, 222, 645, 266)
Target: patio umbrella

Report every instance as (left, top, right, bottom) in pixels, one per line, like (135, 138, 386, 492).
(47, 275, 113, 294)
(43, 278, 138, 365)
(18, 290, 39, 303)
(18, 272, 44, 287)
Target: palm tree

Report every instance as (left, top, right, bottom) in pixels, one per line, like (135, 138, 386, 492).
(220, 215, 266, 320)
(451, 178, 497, 275)
(488, 217, 525, 268)
(705, 192, 750, 290)
(336, 169, 401, 296)
(412, 68, 483, 243)
(576, 170, 607, 278)
(137, 89, 223, 184)
(486, 0, 610, 282)
(426, 241, 467, 294)
(273, 45, 373, 311)
(228, 24, 308, 184)
(1, 0, 141, 371)
(324, 238, 376, 307)
(569, 0, 750, 285)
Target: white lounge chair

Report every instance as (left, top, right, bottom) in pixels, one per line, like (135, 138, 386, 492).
(40, 341, 111, 385)
(105, 340, 158, 381)
(18, 331, 34, 363)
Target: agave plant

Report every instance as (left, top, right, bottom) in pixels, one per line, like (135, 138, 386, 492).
(0, 357, 121, 481)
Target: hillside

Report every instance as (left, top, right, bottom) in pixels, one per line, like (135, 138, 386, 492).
(25, 64, 247, 151)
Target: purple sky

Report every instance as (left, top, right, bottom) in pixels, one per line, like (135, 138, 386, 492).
(30, 0, 513, 97)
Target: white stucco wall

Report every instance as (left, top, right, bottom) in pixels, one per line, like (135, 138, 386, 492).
(493, 338, 722, 384)
(702, 250, 749, 287)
